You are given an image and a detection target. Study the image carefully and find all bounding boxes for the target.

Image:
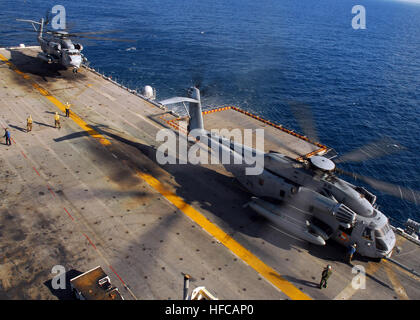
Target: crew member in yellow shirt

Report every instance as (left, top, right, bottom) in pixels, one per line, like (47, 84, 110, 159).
(26, 115, 33, 132)
(65, 102, 71, 117)
(54, 112, 61, 129)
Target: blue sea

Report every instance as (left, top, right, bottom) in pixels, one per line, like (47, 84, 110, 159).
(0, 0, 419, 225)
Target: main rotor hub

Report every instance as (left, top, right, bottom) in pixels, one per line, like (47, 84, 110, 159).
(310, 156, 335, 171)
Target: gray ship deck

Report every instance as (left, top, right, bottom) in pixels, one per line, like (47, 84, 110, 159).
(0, 46, 419, 300)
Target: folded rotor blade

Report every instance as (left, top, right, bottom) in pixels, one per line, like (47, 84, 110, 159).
(159, 97, 199, 105)
(74, 35, 134, 42)
(65, 30, 122, 36)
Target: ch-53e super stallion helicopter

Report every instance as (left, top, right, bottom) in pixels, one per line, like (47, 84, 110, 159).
(16, 15, 130, 73)
(161, 87, 420, 259)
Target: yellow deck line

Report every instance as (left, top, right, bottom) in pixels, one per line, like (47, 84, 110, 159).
(0, 53, 110, 146)
(0, 51, 311, 300)
(137, 171, 312, 300)
(383, 260, 409, 300)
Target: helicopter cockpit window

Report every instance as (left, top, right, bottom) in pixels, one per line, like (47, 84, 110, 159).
(362, 227, 373, 240)
(374, 223, 391, 238)
(375, 238, 388, 251)
(374, 228, 385, 238)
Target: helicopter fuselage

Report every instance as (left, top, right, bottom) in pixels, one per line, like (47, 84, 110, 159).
(192, 122, 396, 259)
(162, 86, 398, 260)
(229, 149, 396, 258)
(38, 36, 84, 71)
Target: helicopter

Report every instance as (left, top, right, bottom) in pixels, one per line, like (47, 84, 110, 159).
(16, 14, 131, 73)
(16, 17, 86, 73)
(160, 86, 420, 259)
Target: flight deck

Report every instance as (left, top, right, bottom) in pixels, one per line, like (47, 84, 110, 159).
(0, 46, 419, 300)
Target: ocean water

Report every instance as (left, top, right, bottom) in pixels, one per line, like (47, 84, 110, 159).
(0, 0, 419, 225)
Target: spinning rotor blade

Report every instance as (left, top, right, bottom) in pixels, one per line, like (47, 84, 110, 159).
(61, 30, 122, 37)
(336, 168, 420, 205)
(335, 137, 405, 164)
(73, 35, 134, 42)
(288, 101, 320, 143)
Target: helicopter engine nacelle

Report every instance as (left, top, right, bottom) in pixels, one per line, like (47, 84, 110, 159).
(293, 187, 356, 229)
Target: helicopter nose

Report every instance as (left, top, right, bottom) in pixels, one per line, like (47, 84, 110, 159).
(377, 232, 396, 257)
(70, 56, 82, 67)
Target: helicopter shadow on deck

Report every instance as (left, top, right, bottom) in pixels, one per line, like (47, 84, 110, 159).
(44, 269, 83, 300)
(52, 125, 390, 281)
(52, 125, 300, 246)
(6, 49, 86, 82)
(53, 125, 350, 255)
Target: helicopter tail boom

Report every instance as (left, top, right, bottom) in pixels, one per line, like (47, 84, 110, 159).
(187, 87, 204, 133)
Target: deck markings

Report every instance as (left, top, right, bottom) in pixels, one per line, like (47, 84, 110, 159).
(32, 167, 41, 176)
(64, 207, 74, 221)
(0, 51, 312, 300)
(83, 233, 97, 250)
(383, 260, 409, 300)
(333, 262, 382, 300)
(47, 185, 56, 197)
(90, 84, 116, 101)
(4, 132, 136, 300)
(386, 237, 420, 283)
(136, 170, 312, 300)
(335, 257, 412, 300)
(0, 53, 111, 146)
(109, 265, 126, 286)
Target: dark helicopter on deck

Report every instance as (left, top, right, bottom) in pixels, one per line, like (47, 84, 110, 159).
(16, 15, 132, 73)
(160, 87, 420, 259)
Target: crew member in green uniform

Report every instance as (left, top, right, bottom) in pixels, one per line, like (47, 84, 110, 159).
(319, 265, 332, 289)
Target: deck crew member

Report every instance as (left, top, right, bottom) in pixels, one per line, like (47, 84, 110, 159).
(347, 243, 357, 264)
(3, 128, 11, 145)
(27, 115, 33, 132)
(65, 102, 71, 117)
(54, 112, 61, 129)
(319, 265, 332, 289)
